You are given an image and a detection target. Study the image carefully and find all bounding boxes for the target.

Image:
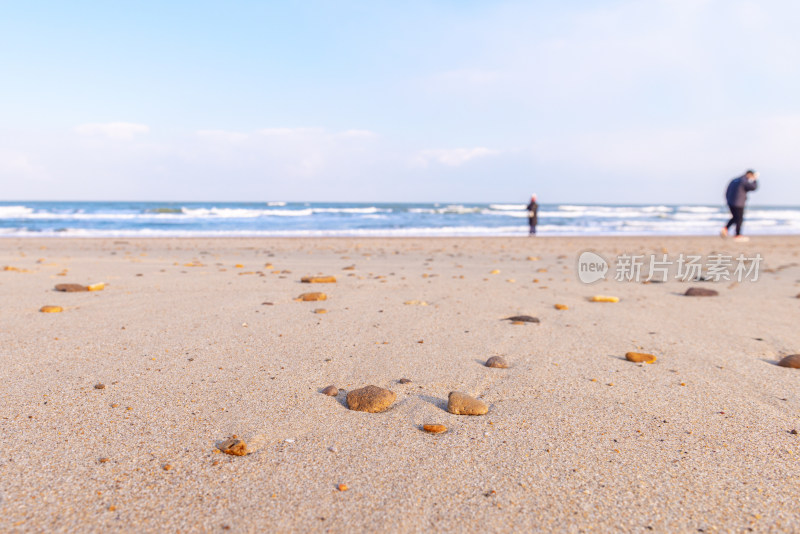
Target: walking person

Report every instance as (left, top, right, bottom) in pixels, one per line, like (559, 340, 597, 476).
(721, 170, 759, 241)
(526, 194, 538, 236)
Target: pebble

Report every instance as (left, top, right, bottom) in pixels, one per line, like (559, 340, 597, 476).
(346, 385, 396, 413)
(301, 276, 337, 283)
(54, 283, 88, 292)
(589, 295, 619, 303)
(163, 464, 173, 471)
(447, 391, 488, 416)
(684, 287, 718, 297)
(40, 305, 63, 313)
(403, 300, 428, 306)
(423, 424, 447, 434)
(313, 309, 327, 314)
(87, 282, 105, 291)
(490, 269, 500, 274)
(777, 354, 800, 369)
(625, 352, 657, 364)
(504, 315, 539, 323)
(337, 484, 349, 491)
(485, 356, 509, 368)
(296, 292, 327, 302)
(321, 385, 339, 396)
(554, 304, 569, 310)
(398, 378, 412, 384)
(94, 383, 106, 390)
(218, 438, 248, 456)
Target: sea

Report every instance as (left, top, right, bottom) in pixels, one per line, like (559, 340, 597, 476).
(1, 201, 799, 238)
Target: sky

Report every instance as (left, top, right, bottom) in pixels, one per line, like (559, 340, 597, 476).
(1, 0, 799, 204)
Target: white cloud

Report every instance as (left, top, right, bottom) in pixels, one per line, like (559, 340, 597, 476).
(74, 122, 149, 140)
(257, 127, 324, 136)
(413, 147, 500, 168)
(196, 129, 249, 143)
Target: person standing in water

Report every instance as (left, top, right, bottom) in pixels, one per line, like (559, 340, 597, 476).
(721, 170, 759, 241)
(526, 194, 538, 236)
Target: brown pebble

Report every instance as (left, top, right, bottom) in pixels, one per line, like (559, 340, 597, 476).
(777, 354, 800, 369)
(398, 378, 412, 384)
(313, 308, 327, 314)
(337, 483, 349, 491)
(99, 457, 110, 463)
(485, 356, 509, 369)
(321, 385, 338, 396)
(447, 391, 488, 416)
(108, 505, 116, 512)
(296, 292, 327, 302)
(110, 403, 119, 408)
(625, 352, 657, 364)
(39, 305, 63, 313)
(554, 304, 569, 310)
(423, 424, 447, 434)
(54, 283, 88, 292)
(94, 383, 106, 390)
(685, 287, 719, 297)
(163, 464, 173, 471)
(218, 438, 248, 456)
(301, 276, 336, 283)
(346, 385, 396, 413)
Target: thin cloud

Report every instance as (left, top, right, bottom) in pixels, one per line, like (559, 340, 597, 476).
(413, 147, 500, 167)
(196, 130, 249, 142)
(74, 122, 149, 140)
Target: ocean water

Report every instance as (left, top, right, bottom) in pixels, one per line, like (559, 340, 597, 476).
(1, 201, 799, 237)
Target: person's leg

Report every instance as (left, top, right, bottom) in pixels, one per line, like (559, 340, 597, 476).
(733, 207, 744, 236)
(528, 217, 535, 235)
(725, 205, 737, 230)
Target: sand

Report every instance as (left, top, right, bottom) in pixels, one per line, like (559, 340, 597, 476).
(1, 235, 799, 532)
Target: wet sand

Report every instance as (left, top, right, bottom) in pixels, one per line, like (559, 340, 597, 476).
(1, 236, 799, 532)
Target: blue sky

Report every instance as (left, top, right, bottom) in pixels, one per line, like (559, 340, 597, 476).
(1, 0, 798, 204)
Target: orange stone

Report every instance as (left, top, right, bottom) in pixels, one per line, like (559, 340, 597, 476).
(554, 304, 568, 310)
(423, 424, 447, 434)
(296, 292, 327, 302)
(218, 438, 248, 456)
(625, 352, 657, 364)
(301, 275, 337, 283)
(40, 305, 63, 313)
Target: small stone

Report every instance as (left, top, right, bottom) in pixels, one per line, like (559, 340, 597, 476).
(398, 378, 412, 384)
(40, 305, 63, 313)
(87, 282, 105, 291)
(447, 391, 488, 416)
(684, 287, 718, 297)
(321, 385, 338, 396)
(403, 300, 428, 306)
(503, 315, 539, 323)
(554, 304, 569, 310)
(108, 505, 116, 512)
(94, 383, 106, 390)
(296, 292, 327, 302)
(218, 438, 248, 456)
(485, 356, 509, 369)
(99, 457, 110, 463)
(777, 354, 800, 369)
(111, 403, 119, 408)
(423, 424, 447, 434)
(346, 385, 396, 413)
(790, 429, 798, 435)
(313, 309, 327, 314)
(54, 283, 88, 292)
(589, 295, 619, 303)
(301, 276, 337, 283)
(625, 352, 657, 364)
(337, 483, 349, 491)
(163, 464, 173, 471)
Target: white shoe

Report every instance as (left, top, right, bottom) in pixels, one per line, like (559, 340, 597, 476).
(733, 235, 749, 242)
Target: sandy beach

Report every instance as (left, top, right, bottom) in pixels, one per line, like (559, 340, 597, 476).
(2, 235, 799, 533)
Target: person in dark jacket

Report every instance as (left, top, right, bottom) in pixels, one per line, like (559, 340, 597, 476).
(526, 194, 538, 235)
(722, 170, 759, 240)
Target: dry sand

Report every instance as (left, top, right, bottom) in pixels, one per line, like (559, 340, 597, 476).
(1, 236, 799, 532)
